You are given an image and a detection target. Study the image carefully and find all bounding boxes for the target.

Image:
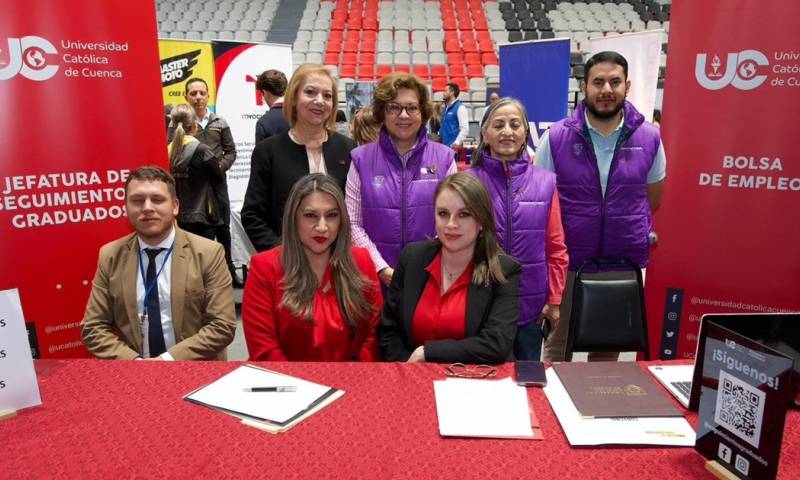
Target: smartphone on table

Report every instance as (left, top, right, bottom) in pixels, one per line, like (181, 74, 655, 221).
(515, 360, 547, 387)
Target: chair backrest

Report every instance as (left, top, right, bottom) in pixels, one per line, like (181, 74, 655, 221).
(565, 258, 649, 361)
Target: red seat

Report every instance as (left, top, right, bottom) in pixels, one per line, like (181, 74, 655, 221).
(431, 64, 448, 77)
(464, 52, 481, 65)
(340, 64, 356, 78)
(449, 63, 466, 77)
(451, 76, 468, 92)
(360, 52, 375, 64)
(442, 18, 457, 30)
(342, 52, 358, 65)
(481, 52, 499, 65)
(376, 64, 393, 77)
(357, 64, 374, 80)
(432, 77, 448, 92)
(331, 18, 346, 30)
(343, 41, 359, 53)
(474, 17, 489, 31)
(363, 18, 378, 30)
(395, 64, 410, 73)
(412, 65, 431, 79)
(466, 65, 483, 78)
(324, 52, 340, 65)
(447, 52, 464, 66)
(444, 39, 461, 52)
(462, 41, 478, 53)
(326, 42, 341, 54)
(478, 39, 494, 54)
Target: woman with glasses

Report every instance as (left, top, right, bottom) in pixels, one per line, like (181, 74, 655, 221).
(242, 64, 357, 253)
(346, 73, 457, 289)
(468, 98, 568, 361)
(242, 174, 382, 361)
(378, 172, 521, 364)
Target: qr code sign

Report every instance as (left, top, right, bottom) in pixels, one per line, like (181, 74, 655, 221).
(714, 370, 765, 448)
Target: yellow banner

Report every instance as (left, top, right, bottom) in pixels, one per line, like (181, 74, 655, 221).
(158, 39, 217, 110)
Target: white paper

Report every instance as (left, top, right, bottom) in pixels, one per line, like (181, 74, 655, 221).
(543, 367, 695, 446)
(185, 365, 333, 424)
(0, 288, 42, 411)
(433, 377, 534, 439)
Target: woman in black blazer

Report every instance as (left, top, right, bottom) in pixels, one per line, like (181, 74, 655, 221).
(242, 64, 357, 252)
(378, 173, 521, 364)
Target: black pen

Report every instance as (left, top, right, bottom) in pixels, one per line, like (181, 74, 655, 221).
(242, 386, 297, 392)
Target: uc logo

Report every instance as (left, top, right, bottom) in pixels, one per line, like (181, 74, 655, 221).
(0, 36, 59, 81)
(695, 50, 768, 91)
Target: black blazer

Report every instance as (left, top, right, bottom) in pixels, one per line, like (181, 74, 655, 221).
(241, 130, 356, 252)
(378, 241, 521, 364)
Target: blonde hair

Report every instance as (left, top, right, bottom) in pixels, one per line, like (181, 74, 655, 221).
(280, 174, 377, 327)
(350, 107, 380, 145)
(434, 173, 507, 286)
(168, 104, 196, 167)
(283, 64, 338, 129)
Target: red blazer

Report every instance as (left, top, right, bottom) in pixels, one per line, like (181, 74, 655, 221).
(242, 246, 382, 361)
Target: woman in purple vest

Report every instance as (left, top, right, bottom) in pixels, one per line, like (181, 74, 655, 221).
(346, 73, 457, 289)
(468, 98, 569, 361)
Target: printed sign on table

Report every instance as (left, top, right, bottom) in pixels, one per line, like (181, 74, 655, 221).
(0, 289, 42, 412)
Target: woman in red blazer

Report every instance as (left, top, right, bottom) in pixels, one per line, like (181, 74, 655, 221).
(242, 174, 382, 361)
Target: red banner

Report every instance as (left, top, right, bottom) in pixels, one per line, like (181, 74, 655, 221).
(0, 0, 166, 357)
(645, 0, 800, 360)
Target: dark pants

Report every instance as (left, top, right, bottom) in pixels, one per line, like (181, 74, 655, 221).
(514, 321, 543, 361)
(179, 222, 216, 241)
(215, 224, 236, 274)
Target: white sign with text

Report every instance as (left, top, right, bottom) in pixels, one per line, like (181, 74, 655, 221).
(0, 288, 42, 412)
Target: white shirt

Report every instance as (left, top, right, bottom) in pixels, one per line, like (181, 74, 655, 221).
(136, 227, 176, 360)
(306, 148, 327, 174)
(452, 103, 469, 146)
(197, 111, 211, 129)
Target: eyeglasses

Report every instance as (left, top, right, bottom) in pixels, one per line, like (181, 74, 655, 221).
(386, 102, 421, 116)
(443, 363, 497, 379)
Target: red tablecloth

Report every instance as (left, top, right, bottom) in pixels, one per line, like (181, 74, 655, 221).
(2, 360, 799, 479)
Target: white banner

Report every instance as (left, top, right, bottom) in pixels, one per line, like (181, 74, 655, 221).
(0, 289, 42, 412)
(214, 42, 292, 202)
(590, 30, 663, 122)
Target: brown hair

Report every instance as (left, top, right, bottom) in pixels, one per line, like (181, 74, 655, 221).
(168, 104, 196, 168)
(472, 97, 531, 166)
(124, 166, 177, 200)
(280, 174, 377, 327)
(434, 173, 507, 286)
(256, 69, 288, 96)
(372, 72, 433, 125)
(350, 107, 381, 145)
(283, 64, 338, 129)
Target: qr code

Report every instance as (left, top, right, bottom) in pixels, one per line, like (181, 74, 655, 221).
(714, 370, 765, 448)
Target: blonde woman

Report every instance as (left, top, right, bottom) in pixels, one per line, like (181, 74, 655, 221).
(167, 104, 224, 239)
(242, 174, 382, 361)
(378, 172, 521, 364)
(242, 64, 357, 252)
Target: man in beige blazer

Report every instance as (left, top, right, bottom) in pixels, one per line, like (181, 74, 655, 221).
(81, 166, 236, 360)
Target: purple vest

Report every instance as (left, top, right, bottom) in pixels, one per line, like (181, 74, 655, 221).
(351, 128, 455, 268)
(548, 100, 660, 270)
(469, 152, 556, 326)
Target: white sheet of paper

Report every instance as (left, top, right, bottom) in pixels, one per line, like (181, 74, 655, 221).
(185, 365, 333, 424)
(543, 367, 695, 446)
(433, 376, 534, 439)
(0, 288, 42, 411)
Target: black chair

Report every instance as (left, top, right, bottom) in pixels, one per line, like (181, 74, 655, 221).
(508, 30, 523, 42)
(505, 18, 520, 30)
(540, 30, 555, 40)
(565, 258, 650, 361)
(571, 64, 584, 78)
(537, 18, 551, 31)
(499, 2, 513, 12)
(517, 9, 531, 20)
(521, 18, 537, 30)
(524, 30, 539, 41)
(502, 9, 516, 21)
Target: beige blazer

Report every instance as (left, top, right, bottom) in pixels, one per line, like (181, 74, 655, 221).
(81, 227, 236, 360)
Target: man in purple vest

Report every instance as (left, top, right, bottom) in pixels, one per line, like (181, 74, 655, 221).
(537, 51, 667, 361)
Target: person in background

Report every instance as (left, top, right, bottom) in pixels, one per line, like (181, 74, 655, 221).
(180, 77, 240, 287)
(242, 174, 382, 361)
(242, 64, 356, 253)
(255, 69, 289, 143)
(346, 72, 456, 288)
(81, 166, 236, 360)
(440, 82, 469, 149)
(468, 97, 568, 361)
(167, 104, 224, 240)
(488, 91, 500, 104)
(335, 109, 351, 138)
(428, 101, 443, 142)
(350, 107, 380, 146)
(537, 51, 667, 362)
(652, 109, 661, 129)
(378, 173, 521, 364)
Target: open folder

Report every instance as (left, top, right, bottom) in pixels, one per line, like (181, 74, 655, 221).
(184, 364, 344, 434)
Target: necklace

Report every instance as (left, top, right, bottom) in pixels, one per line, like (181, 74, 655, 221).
(442, 261, 466, 282)
(289, 127, 328, 149)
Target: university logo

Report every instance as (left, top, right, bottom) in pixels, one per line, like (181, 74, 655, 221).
(0, 36, 59, 81)
(695, 50, 768, 91)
